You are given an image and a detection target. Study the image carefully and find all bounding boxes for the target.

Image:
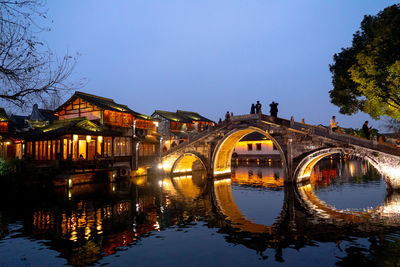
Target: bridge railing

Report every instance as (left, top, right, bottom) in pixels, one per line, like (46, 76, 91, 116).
(162, 120, 231, 156)
(260, 114, 400, 157)
(163, 113, 400, 158)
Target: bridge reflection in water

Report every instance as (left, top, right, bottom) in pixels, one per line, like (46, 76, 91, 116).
(2, 159, 400, 265)
(212, 160, 400, 262)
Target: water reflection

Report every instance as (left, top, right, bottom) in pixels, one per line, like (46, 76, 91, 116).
(310, 158, 380, 187)
(1, 158, 400, 265)
(232, 161, 284, 187)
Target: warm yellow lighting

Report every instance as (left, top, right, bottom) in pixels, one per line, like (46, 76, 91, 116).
(349, 163, 355, 176)
(136, 167, 146, 175)
(173, 168, 192, 173)
(98, 136, 103, 143)
(153, 121, 159, 127)
(213, 178, 231, 185)
(157, 163, 163, 169)
(5, 142, 10, 145)
(165, 140, 169, 144)
(73, 135, 78, 142)
(86, 135, 91, 142)
(214, 170, 231, 176)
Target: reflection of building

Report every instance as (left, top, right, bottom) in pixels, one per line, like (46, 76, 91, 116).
(310, 164, 338, 186)
(26, 177, 213, 266)
(152, 110, 214, 151)
(310, 158, 370, 186)
(231, 165, 284, 187)
(232, 132, 280, 162)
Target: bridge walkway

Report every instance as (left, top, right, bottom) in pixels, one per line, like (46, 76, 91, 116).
(163, 113, 400, 158)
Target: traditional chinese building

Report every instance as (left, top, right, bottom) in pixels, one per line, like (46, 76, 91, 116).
(151, 110, 214, 151)
(232, 132, 281, 163)
(0, 108, 24, 159)
(21, 91, 159, 175)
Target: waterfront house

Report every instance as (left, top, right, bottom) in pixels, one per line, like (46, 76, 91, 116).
(0, 108, 25, 160)
(21, 91, 159, 175)
(151, 110, 214, 151)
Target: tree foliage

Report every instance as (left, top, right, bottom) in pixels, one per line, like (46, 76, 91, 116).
(329, 4, 400, 120)
(0, 0, 79, 109)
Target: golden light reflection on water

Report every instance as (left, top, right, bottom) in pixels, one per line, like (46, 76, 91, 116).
(20, 158, 400, 266)
(213, 177, 274, 234)
(231, 166, 284, 187)
(230, 159, 284, 187)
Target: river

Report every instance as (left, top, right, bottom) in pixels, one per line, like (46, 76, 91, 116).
(0, 158, 399, 266)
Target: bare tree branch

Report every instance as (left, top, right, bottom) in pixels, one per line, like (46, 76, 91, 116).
(0, 0, 81, 110)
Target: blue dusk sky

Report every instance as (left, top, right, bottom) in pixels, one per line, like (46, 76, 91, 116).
(42, 0, 398, 130)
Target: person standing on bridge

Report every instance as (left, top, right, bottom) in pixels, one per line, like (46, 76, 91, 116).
(330, 116, 338, 132)
(225, 111, 230, 121)
(250, 103, 256, 114)
(270, 101, 279, 117)
(255, 101, 262, 114)
(362, 121, 372, 140)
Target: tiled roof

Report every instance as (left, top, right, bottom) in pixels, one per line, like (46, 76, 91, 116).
(41, 118, 103, 134)
(0, 108, 9, 122)
(38, 109, 58, 122)
(10, 115, 28, 130)
(56, 91, 152, 120)
(152, 110, 213, 123)
(152, 110, 192, 123)
(176, 110, 213, 123)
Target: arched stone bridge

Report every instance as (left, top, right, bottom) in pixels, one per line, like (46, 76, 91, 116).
(161, 114, 400, 189)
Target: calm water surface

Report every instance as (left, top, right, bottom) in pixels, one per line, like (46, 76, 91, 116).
(0, 158, 399, 266)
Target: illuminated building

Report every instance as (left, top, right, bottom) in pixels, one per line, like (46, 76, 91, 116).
(152, 110, 214, 151)
(232, 132, 280, 162)
(0, 108, 24, 159)
(4, 91, 160, 174)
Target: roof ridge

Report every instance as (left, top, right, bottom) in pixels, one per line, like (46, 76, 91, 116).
(75, 91, 115, 102)
(53, 117, 86, 123)
(176, 109, 197, 113)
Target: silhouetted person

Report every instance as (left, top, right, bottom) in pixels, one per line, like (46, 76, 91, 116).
(218, 118, 222, 124)
(362, 121, 372, 140)
(255, 101, 262, 114)
(270, 101, 279, 117)
(225, 111, 230, 121)
(250, 103, 256, 114)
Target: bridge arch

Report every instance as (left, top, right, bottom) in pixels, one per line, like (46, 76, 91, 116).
(213, 177, 277, 233)
(171, 152, 208, 175)
(212, 127, 287, 178)
(293, 147, 389, 186)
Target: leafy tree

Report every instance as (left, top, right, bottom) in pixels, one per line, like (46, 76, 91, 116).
(329, 4, 400, 120)
(0, 0, 79, 109)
